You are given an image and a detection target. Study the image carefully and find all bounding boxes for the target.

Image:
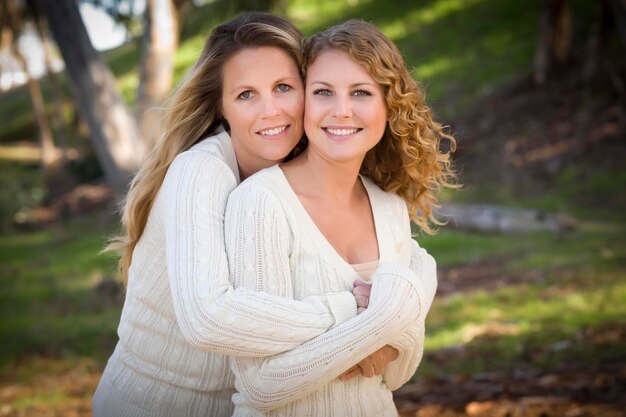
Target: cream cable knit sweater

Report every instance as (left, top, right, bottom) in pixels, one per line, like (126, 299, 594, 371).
(225, 165, 438, 417)
(92, 131, 358, 417)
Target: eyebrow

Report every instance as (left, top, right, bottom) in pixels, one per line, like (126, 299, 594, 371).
(308, 80, 377, 88)
(229, 77, 300, 95)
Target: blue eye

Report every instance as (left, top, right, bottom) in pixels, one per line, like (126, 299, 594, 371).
(276, 84, 291, 92)
(313, 88, 332, 96)
(238, 91, 253, 100)
(352, 90, 371, 96)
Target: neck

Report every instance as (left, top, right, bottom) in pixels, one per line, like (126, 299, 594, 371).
(237, 164, 253, 182)
(292, 148, 365, 205)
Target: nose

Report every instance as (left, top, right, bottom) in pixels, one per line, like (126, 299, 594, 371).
(332, 96, 352, 118)
(261, 95, 281, 118)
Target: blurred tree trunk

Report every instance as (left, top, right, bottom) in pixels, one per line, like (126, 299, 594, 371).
(31, 11, 72, 168)
(585, 0, 626, 101)
(534, 0, 572, 84)
(135, 0, 178, 149)
(36, 0, 145, 196)
(2, 0, 58, 174)
(20, 57, 58, 172)
(607, 0, 626, 46)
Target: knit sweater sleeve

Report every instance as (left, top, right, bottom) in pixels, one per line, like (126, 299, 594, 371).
(382, 239, 437, 390)
(161, 151, 356, 357)
(225, 183, 424, 412)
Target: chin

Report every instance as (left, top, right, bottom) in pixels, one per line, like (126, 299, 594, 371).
(264, 145, 297, 162)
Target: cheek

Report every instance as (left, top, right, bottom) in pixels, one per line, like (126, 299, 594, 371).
(372, 103, 388, 132)
(221, 102, 239, 126)
(290, 94, 305, 119)
(304, 99, 324, 124)
(304, 108, 320, 134)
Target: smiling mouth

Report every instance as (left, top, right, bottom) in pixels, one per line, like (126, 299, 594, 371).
(258, 125, 288, 136)
(324, 127, 361, 136)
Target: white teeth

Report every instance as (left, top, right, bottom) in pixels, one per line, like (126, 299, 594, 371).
(326, 128, 358, 136)
(259, 126, 287, 136)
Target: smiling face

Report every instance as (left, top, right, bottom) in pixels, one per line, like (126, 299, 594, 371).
(221, 46, 304, 179)
(304, 49, 387, 165)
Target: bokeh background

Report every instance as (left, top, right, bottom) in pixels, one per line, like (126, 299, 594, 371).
(0, 0, 624, 416)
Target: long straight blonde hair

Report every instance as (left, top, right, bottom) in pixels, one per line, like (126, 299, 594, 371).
(304, 20, 459, 234)
(109, 12, 305, 284)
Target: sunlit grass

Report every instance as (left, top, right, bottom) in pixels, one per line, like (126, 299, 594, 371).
(415, 228, 538, 267)
(416, 227, 626, 378)
(288, 0, 357, 33)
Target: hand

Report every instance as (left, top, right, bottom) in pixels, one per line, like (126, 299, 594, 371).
(353, 279, 372, 314)
(338, 345, 399, 381)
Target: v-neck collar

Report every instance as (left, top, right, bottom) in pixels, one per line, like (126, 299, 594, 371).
(267, 165, 394, 285)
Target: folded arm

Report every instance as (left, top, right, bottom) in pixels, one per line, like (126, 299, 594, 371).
(224, 183, 423, 411)
(162, 151, 355, 357)
(382, 240, 437, 389)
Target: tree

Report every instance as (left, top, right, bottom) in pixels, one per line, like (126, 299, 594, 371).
(81, 0, 189, 147)
(135, 0, 178, 147)
(534, 0, 572, 84)
(535, 0, 626, 85)
(1, 0, 58, 174)
(36, 0, 145, 196)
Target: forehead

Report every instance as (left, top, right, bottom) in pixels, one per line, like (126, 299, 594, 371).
(306, 49, 373, 84)
(222, 46, 300, 86)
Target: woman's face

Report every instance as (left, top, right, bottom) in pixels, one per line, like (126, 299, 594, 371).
(304, 49, 387, 165)
(221, 46, 304, 178)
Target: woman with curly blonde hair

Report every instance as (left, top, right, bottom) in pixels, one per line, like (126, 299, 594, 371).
(224, 20, 457, 416)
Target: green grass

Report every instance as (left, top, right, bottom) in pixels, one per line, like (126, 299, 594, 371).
(0, 216, 120, 368)
(415, 225, 626, 378)
(415, 228, 538, 267)
(1, 213, 623, 379)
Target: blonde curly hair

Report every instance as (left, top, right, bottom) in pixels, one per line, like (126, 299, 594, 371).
(109, 12, 305, 284)
(303, 20, 459, 234)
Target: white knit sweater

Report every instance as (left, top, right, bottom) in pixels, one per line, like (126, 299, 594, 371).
(225, 165, 438, 417)
(92, 131, 359, 417)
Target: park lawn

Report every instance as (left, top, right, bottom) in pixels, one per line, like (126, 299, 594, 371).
(1, 214, 624, 414)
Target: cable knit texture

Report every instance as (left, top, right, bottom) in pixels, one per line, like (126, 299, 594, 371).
(92, 132, 357, 417)
(224, 165, 438, 417)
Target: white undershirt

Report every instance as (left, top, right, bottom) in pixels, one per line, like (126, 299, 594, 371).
(351, 259, 380, 281)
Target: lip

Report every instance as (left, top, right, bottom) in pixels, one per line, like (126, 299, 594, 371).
(256, 124, 290, 138)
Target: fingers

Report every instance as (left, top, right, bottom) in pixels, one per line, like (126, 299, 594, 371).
(352, 285, 371, 297)
(354, 294, 369, 310)
(341, 346, 394, 381)
(353, 282, 372, 311)
(359, 361, 376, 378)
(338, 365, 362, 381)
(358, 346, 397, 378)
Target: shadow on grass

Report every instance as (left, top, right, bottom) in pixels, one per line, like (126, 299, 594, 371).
(0, 215, 121, 369)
